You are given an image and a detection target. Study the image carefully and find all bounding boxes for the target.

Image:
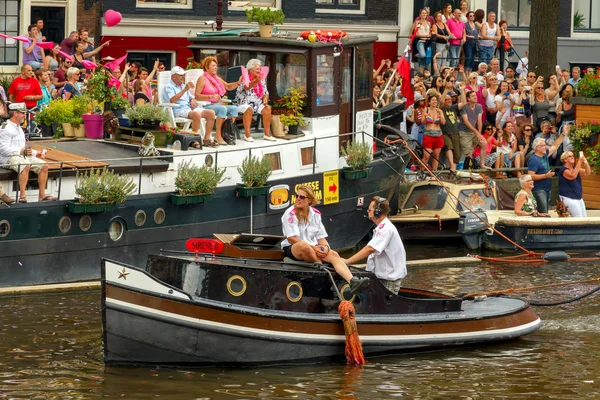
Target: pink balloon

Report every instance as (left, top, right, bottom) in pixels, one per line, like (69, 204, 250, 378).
(36, 41, 55, 50)
(104, 10, 122, 27)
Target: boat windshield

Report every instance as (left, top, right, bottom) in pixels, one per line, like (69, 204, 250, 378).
(404, 185, 448, 211)
(456, 189, 497, 212)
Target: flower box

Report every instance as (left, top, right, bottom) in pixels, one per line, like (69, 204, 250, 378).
(343, 168, 370, 180)
(170, 193, 213, 205)
(68, 201, 115, 214)
(236, 184, 270, 197)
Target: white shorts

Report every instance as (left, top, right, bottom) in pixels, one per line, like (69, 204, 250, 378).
(237, 103, 266, 114)
(174, 107, 205, 119)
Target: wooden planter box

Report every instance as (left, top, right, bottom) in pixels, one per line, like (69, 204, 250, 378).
(236, 184, 270, 197)
(581, 173, 600, 209)
(572, 97, 600, 125)
(68, 201, 115, 214)
(343, 168, 370, 180)
(170, 193, 213, 205)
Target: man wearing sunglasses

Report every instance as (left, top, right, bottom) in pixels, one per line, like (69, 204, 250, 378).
(342, 197, 406, 295)
(52, 57, 72, 89)
(281, 185, 370, 296)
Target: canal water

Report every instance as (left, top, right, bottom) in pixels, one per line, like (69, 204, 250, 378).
(0, 243, 598, 399)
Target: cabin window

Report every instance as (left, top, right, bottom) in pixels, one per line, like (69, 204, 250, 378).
(357, 49, 372, 100)
(0, 0, 19, 65)
(265, 152, 282, 171)
(301, 146, 315, 166)
(456, 190, 497, 212)
(136, 0, 192, 9)
(316, 54, 335, 106)
(276, 54, 307, 97)
(404, 185, 448, 211)
(229, 0, 278, 11)
(316, 0, 364, 14)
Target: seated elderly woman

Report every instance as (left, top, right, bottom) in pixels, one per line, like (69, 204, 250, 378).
(514, 174, 550, 217)
(235, 59, 275, 142)
(194, 56, 240, 147)
(61, 67, 82, 100)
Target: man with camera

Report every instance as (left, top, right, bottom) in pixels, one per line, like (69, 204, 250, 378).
(0, 103, 56, 203)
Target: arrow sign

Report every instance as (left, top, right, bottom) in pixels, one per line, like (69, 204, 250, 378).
(185, 238, 225, 254)
(329, 183, 337, 193)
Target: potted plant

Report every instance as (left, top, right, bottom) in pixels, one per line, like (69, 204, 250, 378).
(246, 7, 285, 38)
(275, 87, 306, 135)
(69, 167, 137, 213)
(126, 103, 170, 130)
(110, 95, 130, 118)
(236, 154, 274, 197)
(341, 140, 372, 180)
(35, 98, 72, 137)
(171, 159, 226, 205)
(85, 67, 117, 111)
(572, 68, 600, 124)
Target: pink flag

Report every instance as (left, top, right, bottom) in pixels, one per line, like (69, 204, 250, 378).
(108, 75, 121, 90)
(12, 36, 30, 43)
(82, 60, 98, 69)
(103, 53, 128, 72)
(0, 33, 10, 39)
(36, 41, 55, 50)
(57, 50, 73, 61)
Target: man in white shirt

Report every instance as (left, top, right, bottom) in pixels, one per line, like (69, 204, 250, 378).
(342, 197, 407, 294)
(516, 50, 529, 80)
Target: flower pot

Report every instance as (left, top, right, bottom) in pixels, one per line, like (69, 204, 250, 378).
(343, 168, 371, 180)
(259, 24, 274, 38)
(271, 115, 285, 138)
(170, 193, 213, 205)
(82, 114, 104, 139)
(118, 117, 130, 127)
(236, 184, 270, 198)
(62, 123, 75, 137)
(40, 124, 53, 137)
(73, 125, 86, 138)
(287, 125, 301, 135)
(153, 131, 168, 147)
(68, 201, 116, 214)
(141, 119, 161, 130)
(113, 108, 126, 118)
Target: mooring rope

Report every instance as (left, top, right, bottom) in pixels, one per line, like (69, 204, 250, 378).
(462, 277, 600, 299)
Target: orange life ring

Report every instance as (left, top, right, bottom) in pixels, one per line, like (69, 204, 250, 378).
(300, 30, 348, 41)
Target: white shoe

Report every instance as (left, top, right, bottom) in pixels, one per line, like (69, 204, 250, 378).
(244, 136, 254, 142)
(263, 135, 276, 142)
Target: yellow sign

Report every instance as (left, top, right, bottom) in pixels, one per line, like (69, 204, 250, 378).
(323, 170, 339, 205)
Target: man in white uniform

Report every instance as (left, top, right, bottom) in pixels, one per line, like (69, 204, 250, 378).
(342, 197, 407, 294)
(281, 184, 370, 295)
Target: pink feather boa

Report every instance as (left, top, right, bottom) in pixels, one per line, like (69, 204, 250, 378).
(204, 72, 226, 99)
(241, 66, 269, 98)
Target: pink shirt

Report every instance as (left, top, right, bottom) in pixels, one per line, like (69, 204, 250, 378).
(201, 74, 219, 95)
(474, 136, 496, 158)
(447, 18, 465, 46)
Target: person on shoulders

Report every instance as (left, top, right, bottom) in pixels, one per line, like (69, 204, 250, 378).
(342, 197, 406, 295)
(281, 185, 370, 296)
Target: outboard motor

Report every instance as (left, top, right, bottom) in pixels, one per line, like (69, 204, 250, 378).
(458, 211, 489, 250)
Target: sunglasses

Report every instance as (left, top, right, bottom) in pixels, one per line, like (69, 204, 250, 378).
(485, 127, 493, 131)
(524, 128, 533, 131)
(296, 194, 308, 200)
(528, 75, 536, 78)
(449, 80, 456, 83)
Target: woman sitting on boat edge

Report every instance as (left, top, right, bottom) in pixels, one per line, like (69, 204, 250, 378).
(281, 185, 369, 296)
(558, 150, 591, 217)
(514, 174, 550, 217)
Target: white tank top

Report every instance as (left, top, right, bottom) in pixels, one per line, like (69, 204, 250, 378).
(480, 22, 497, 47)
(417, 21, 430, 39)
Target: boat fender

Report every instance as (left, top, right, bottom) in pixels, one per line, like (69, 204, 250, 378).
(485, 227, 494, 236)
(474, 295, 487, 302)
(541, 251, 570, 262)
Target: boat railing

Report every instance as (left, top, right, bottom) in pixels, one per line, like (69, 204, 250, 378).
(3, 130, 398, 201)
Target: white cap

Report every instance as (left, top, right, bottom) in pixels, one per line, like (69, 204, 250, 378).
(9, 103, 27, 112)
(171, 66, 187, 76)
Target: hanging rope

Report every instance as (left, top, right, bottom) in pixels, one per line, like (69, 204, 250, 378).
(461, 277, 600, 299)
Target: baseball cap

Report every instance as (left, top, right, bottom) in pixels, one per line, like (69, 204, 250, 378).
(9, 103, 27, 112)
(447, 91, 458, 97)
(171, 66, 186, 76)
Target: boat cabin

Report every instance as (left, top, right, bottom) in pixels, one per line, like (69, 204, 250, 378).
(187, 32, 377, 150)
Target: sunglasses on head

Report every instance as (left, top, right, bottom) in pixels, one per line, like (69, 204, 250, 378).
(296, 194, 308, 200)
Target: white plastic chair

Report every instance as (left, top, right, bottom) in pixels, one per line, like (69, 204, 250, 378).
(157, 71, 195, 133)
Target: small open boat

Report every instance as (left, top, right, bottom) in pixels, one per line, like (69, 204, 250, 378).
(459, 210, 600, 251)
(102, 234, 541, 366)
(389, 173, 515, 240)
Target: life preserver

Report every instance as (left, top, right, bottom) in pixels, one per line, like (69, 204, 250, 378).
(300, 30, 348, 41)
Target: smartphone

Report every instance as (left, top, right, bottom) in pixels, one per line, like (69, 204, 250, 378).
(580, 151, 584, 158)
(556, 65, 560, 70)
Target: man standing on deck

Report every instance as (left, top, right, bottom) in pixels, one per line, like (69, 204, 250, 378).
(342, 197, 406, 295)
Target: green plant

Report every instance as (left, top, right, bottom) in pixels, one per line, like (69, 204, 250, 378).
(237, 154, 274, 188)
(35, 98, 74, 126)
(573, 10, 586, 29)
(576, 68, 600, 98)
(125, 103, 170, 125)
(71, 94, 92, 118)
(74, 167, 137, 204)
(568, 121, 600, 172)
(341, 140, 372, 171)
(185, 57, 203, 70)
(85, 67, 117, 105)
(175, 159, 225, 195)
(246, 7, 285, 25)
(110, 95, 130, 110)
(0, 73, 18, 96)
(275, 86, 307, 127)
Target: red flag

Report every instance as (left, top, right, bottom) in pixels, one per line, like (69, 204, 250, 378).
(396, 55, 414, 108)
(103, 53, 128, 71)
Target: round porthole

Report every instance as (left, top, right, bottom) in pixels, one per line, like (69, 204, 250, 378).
(154, 208, 166, 225)
(286, 282, 303, 303)
(58, 216, 72, 233)
(227, 275, 247, 297)
(340, 284, 356, 303)
(134, 210, 147, 227)
(79, 215, 92, 232)
(108, 219, 126, 242)
(0, 219, 10, 238)
(205, 154, 214, 167)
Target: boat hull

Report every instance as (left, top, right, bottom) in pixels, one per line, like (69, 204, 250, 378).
(102, 259, 541, 366)
(0, 156, 405, 288)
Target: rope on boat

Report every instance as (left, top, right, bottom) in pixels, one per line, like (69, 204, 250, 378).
(461, 277, 600, 300)
(319, 265, 365, 365)
(513, 285, 600, 306)
(390, 138, 535, 255)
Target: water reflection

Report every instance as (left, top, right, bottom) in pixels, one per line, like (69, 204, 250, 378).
(0, 251, 598, 399)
